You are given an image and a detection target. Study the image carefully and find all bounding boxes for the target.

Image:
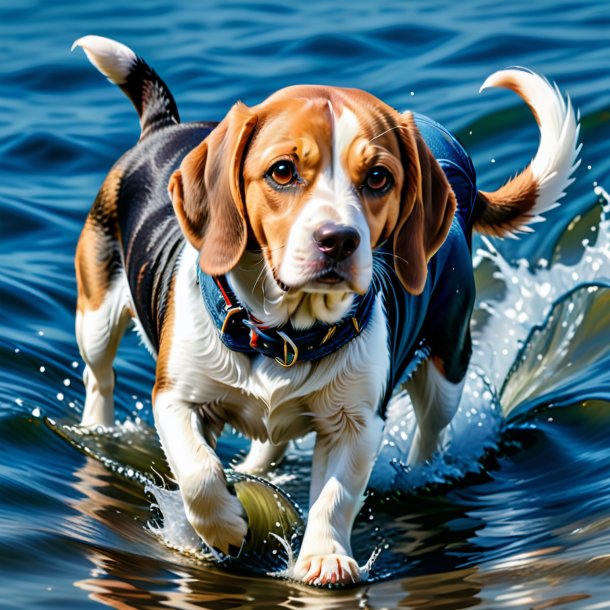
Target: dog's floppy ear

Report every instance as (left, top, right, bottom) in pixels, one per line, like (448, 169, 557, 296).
(169, 102, 257, 275)
(393, 113, 456, 294)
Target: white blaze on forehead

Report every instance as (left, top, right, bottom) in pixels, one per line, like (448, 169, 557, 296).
(331, 103, 360, 180)
(277, 100, 373, 304)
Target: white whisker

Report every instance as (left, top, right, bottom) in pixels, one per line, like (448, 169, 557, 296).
(368, 124, 405, 144)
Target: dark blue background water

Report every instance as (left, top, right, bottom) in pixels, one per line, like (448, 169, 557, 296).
(2, 1, 610, 608)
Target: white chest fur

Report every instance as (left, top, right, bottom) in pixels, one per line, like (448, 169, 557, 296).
(165, 246, 390, 444)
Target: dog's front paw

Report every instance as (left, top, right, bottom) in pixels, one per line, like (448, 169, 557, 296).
(294, 554, 361, 586)
(186, 488, 248, 557)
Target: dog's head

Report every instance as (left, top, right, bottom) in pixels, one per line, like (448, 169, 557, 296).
(169, 86, 455, 323)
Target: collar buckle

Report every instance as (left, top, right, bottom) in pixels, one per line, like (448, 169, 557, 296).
(274, 330, 299, 368)
(220, 306, 243, 335)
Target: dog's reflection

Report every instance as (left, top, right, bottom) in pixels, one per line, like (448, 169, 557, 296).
(68, 456, 485, 609)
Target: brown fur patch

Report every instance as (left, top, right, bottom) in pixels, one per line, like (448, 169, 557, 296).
(152, 273, 177, 401)
(490, 74, 541, 127)
(169, 103, 257, 276)
(75, 168, 123, 312)
(475, 166, 539, 236)
(241, 97, 333, 268)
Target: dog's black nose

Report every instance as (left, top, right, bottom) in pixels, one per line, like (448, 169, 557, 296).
(314, 223, 360, 262)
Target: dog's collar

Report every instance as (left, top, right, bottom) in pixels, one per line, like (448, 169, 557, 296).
(197, 266, 376, 367)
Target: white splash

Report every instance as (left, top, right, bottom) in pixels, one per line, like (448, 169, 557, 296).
(473, 185, 610, 410)
(145, 484, 217, 559)
(372, 185, 610, 489)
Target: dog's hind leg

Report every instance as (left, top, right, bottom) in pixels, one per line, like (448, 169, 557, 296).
(406, 239, 474, 464)
(76, 278, 131, 428)
(404, 357, 466, 464)
(75, 179, 132, 427)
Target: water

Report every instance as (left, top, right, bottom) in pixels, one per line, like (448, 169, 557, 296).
(2, 1, 610, 608)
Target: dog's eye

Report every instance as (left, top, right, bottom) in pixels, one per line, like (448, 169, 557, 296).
(364, 167, 393, 193)
(267, 161, 297, 187)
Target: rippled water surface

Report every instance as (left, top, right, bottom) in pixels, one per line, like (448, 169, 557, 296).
(2, 1, 610, 608)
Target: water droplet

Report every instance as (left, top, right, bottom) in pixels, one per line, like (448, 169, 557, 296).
(32, 407, 41, 417)
(39, 366, 46, 373)
(63, 379, 70, 387)
(38, 330, 44, 336)
(56, 393, 64, 401)
(71, 361, 79, 368)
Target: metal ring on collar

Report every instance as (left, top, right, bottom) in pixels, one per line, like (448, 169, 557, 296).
(274, 331, 299, 368)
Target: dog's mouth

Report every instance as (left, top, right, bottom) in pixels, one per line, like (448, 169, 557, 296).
(315, 269, 344, 284)
(275, 267, 352, 294)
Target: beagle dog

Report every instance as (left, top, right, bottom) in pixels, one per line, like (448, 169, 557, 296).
(72, 36, 580, 585)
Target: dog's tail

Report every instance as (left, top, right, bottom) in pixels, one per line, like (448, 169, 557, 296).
(72, 35, 180, 139)
(473, 68, 581, 237)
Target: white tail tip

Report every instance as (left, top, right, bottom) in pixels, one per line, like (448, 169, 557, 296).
(72, 35, 137, 86)
(480, 67, 581, 224)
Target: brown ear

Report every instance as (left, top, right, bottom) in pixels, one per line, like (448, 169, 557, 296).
(393, 114, 456, 294)
(168, 102, 257, 275)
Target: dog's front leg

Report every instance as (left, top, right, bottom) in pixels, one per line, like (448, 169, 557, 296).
(293, 406, 384, 586)
(153, 390, 248, 556)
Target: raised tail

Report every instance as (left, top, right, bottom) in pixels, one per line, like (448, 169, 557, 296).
(473, 68, 581, 237)
(72, 35, 179, 139)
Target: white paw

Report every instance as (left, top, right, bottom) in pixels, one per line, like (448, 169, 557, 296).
(295, 554, 361, 586)
(186, 489, 248, 556)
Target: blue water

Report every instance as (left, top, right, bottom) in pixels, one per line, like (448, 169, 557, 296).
(2, 1, 610, 608)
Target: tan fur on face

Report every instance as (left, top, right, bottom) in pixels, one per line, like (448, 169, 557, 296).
(241, 87, 413, 282)
(241, 97, 333, 272)
(169, 85, 456, 299)
(340, 128, 404, 248)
